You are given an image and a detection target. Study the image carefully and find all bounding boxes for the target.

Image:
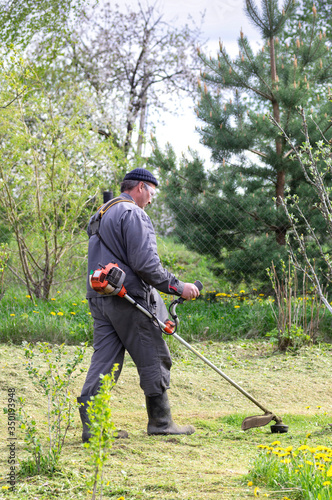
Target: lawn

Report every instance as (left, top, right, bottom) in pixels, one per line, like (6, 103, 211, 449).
(1, 339, 332, 499)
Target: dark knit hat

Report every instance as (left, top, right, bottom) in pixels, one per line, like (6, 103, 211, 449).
(123, 168, 158, 186)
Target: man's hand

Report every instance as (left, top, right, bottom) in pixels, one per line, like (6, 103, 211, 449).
(181, 283, 200, 301)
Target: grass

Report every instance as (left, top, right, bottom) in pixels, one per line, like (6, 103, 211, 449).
(1, 340, 332, 499)
(1, 286, 330, 346)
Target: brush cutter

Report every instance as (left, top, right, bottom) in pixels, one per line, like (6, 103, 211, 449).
(89, 262, 288, 434)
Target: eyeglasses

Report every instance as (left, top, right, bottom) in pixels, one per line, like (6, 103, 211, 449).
(143, 182, 156, 197)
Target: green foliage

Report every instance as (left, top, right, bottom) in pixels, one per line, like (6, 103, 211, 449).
(0, 49, 128, 298)
(266, 260, 327, 351)
(274, 108, 332, 316)
(0, 0, 88, 49)
(84, 369, 118, 500)
(247, 439, 332, 499)
(17, 342, 87, 475)
(0, 290, 93, 345)
(150, 1, 332, 288)
(0, 242, 9, 298)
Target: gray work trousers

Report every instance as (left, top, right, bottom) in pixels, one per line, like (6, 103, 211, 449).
(81, 293, 172, 397)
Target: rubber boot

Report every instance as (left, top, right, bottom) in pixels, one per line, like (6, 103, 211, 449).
(146, 392, 195, 435)
(77, 395, 92, 443)
(77, 396, 129, 443)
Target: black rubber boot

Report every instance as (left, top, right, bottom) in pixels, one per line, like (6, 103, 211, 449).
(77, 395, 92, 443)
(77, 396, 129, 443)
(146, 392, 195, 435)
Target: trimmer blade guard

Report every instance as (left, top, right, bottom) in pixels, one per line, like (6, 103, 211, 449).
(241, 412, 274, 431)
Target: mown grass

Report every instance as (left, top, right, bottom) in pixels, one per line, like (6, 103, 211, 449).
(1, 341, 332, 499)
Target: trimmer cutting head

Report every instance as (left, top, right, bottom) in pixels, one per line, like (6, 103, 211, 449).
(241, 413, 288, 433)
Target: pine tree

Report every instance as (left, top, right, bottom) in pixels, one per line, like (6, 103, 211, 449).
(150, 0, 332, 286)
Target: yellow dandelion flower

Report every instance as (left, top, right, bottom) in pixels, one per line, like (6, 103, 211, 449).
(240, 290, 245, 293)
(306, 432, 311, 438)
(254, 486, 260, 497)
(82, 299, 87, 303)
(88, 312, 91, 315)
(317, 405, 322, 409)
(70, 312, 76, 315)
(259, 293, 264, 296)
(323, 481, 331, 486)
(271, 441, 281, 446)
(72, 303, 77, 306)
(57, 312, 64, 316)
(57, 291, 61, 293)
(10, 313, 15, 317)
(50, 312, 56, 316)
(305, 406, 311, 409)
(234, 305, 240, 308)
(248, 481, 253, 486)
(33, 311, 39, 314)
(26, 294, 31, 298)
(51, 298, 56, 301)
(281, 458, 291, 464)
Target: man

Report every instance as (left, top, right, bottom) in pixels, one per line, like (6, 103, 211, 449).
(78, 167, 200, 442)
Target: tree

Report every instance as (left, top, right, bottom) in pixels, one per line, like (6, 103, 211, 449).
(65, 1, 201, 155)
(0, 51, 127, 299)
(0, 0, 88, 48)
(150, 0, 332, 286)
(271, 105, 332, 313)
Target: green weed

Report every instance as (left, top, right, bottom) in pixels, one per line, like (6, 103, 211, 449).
(16, 342, 87, 476)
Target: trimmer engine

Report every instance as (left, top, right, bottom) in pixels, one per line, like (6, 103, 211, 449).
(89, 262, 126, 296)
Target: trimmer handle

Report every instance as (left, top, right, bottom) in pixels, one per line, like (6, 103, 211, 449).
(168, 280, 203, 332)
(194, 280, 203, 292)
(177, 280, 203, 305)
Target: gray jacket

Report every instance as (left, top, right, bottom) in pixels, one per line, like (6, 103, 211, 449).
(86, 193, 185, 303)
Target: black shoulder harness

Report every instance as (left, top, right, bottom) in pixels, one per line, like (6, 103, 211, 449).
(89, 196, 135, 253)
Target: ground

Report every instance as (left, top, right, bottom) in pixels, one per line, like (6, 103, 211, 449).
(0, 339, 331, 499)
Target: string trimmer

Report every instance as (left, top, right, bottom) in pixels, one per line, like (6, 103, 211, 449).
(89, 262, 288, 434)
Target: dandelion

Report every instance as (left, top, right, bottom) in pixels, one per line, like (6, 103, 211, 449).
(70, 312, 76, 315)
(72, 303, 77, 306)
(25, 294, 31, 299)
(259, 293, 264, 296)
(57, 291, 61, 293)
(305, 406, 311, 409)
(33, 311, 39, 314)
(271, 441, 281, 446)
(317, 405, 322, 409)
(10, 313, 15, 317)
(82, 299, 87, 303)
(234, 305, 240, 308)
(248, 481, 253, 486)
(57, 312, 64, 316)
(240, 289, 245, 293)
(50, 312, 56, 316)
(254, 486, 260, 496)
(51, 298, 56, 301)
(323, 481, 331, 486)
(306, 432, 311, 438)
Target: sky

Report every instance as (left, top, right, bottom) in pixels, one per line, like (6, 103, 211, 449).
(138, 0, 263, 164)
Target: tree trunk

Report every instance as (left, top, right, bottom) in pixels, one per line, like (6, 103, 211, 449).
(270, 36, 285, 244)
